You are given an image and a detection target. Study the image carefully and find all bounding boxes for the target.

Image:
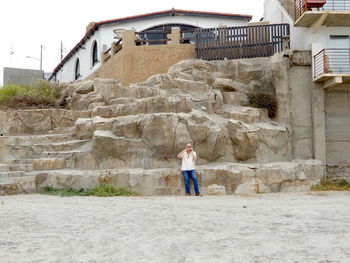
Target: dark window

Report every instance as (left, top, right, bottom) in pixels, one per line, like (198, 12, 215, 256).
(75, 59, 80, 80)
(139, 24, 198, 45)
(92, 41, 98, 66)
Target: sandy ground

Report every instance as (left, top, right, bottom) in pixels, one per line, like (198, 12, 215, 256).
(0, 192, 349, 263)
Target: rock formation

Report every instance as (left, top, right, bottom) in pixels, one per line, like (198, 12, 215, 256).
(0, 53, 322, 195)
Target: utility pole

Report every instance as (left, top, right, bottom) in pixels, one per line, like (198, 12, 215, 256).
(61, 41, 63, 61)
(10, 45, 14, 67)
(40, 45, 43, 71)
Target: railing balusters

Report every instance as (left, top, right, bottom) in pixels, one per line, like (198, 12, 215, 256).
(314, 49, 350, 78)
(195, 24, 290, 61)
(295, 0, 350, 21)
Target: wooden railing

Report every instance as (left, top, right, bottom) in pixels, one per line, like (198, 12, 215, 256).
(295, 0, 350, 21)
(135, 29, 196, 45)
(195, 24, 290, 61)
(314, 48, 350, 78)
(102, 39, 122, 64)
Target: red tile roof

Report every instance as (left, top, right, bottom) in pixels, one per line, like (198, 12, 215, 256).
(50, 9, 252, 79)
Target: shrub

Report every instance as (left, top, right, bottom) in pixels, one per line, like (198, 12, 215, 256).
(3, 95, 56, 109)
(311, 178, 350, 191)
(247, 93, 278, 119)
(90, 184, 140, 197)
(0, 81, 61, 109)
(40, 184, 140, 197)
(40, 186, 91, 196)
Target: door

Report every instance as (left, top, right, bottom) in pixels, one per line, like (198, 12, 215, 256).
(329, 35, 350, 73)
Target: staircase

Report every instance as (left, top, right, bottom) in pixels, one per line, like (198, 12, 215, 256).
(0, 56, 323, 195)
(0, 110, 92, 195)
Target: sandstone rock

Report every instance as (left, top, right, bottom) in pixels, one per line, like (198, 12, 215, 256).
(75, 118, 93, 139)
(93, 78, 122, 103)
(171, 78, 211, 101)
(0, 109, 91, 136)
(75, 80, 94, 94)
(88, 102, 106, 110)
(222, 92, 248, 106)
(227, 120, 259, 161)
(70, 92, 104, 110)
(207, 184, 226, 195)
(212, 78, 251, 93)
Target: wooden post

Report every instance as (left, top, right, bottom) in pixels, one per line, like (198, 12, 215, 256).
(282, 36, 290, 51)
(122, 29, 136, 48)
(168, 27, 180, 45)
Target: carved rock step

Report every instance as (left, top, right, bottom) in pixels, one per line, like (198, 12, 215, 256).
(1, 133, 76, 146)
(5, 140, 91, 160)
(41, 150, 89, 163)
(29, 160, 322, 196)
(31, 139, 91, 153)
(2, 158, 66, 170)
(48, 127, 76, 135)
(0, 175, 36, 195)
(222, 92, 248, 106)
(92, 96, 193, 117)
(0, 163, 33, 172)
(0, 109, 91, 136)
(216, 105, 269, 123)
(0, 171, 25, 179)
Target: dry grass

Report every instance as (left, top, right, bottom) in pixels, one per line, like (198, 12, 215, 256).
(311, 178, 350, 192)
(0, 81, 63, 110)
(248, 93, 278, 119)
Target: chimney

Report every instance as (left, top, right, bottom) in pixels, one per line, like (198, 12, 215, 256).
(86, 22, 96, 34)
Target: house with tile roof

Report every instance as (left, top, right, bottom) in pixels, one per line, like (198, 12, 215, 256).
(49, 9, 252, 83)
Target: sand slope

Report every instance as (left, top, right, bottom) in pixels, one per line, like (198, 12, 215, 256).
(0, 192, 349, 263)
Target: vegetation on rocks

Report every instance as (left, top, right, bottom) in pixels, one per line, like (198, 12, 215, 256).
(40, 184, 140, 197)
(248, 93, 278, 119)
(0, 81, 62, 109)
(311, 178, 350, 191)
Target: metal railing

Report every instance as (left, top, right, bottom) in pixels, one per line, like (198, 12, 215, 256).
(295, 0, 350, 21)
(102, 39, 122, 63)
(314, 48, 350, 78)
(135, 29, 196, 45)
(195, 24, 290, 61)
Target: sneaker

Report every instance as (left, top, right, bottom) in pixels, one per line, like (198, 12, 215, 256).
(195, 193, 203, 197)
(186, 193, 191, 196)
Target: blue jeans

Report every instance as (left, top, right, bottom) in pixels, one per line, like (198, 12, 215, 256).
(181, 170, 200, 194)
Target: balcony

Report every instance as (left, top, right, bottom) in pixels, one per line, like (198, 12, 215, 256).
(295, 0, 350, 27)
(314, 49, 350, 88)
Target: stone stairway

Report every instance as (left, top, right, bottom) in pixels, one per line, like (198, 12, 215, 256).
(0, 56, 324, 195)
(0, 110, 93, 195)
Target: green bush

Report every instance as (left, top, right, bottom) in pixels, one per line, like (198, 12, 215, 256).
(90, 184, 140, 197)
(0, 81, 61, 109)
(40, 186, 91, 196)
(247, 93, 278, 119)
(40, 184, 140, 197)
(311, 178, 350, 191)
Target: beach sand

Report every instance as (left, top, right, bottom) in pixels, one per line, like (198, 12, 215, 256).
(0, 192, 349, 263)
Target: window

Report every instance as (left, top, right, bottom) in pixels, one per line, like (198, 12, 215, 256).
(74, 58, 80, 80)
(329, 35, 350, 73)
(139, 24, 198, 45)
(92, 41, 98, 67)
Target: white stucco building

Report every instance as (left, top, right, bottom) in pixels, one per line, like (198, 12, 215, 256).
(264, 0, 350, 86)
(50, 9, 252, 83)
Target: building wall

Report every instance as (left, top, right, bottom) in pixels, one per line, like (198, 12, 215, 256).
(54, 15, 249, 83)
(325, 87, 350, 165)
(3, 67, 44, 86)
(264, 0, 312, 50)
(311, 27, 350, 56)
(89, 43, 195, 85)
(288, 53, 314, 159)
(264, 0, 350, 57)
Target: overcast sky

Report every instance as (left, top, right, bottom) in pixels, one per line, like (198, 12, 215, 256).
(0, 0, 264, 85)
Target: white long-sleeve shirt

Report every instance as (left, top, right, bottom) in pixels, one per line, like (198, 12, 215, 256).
(181, 151, 196, 171)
